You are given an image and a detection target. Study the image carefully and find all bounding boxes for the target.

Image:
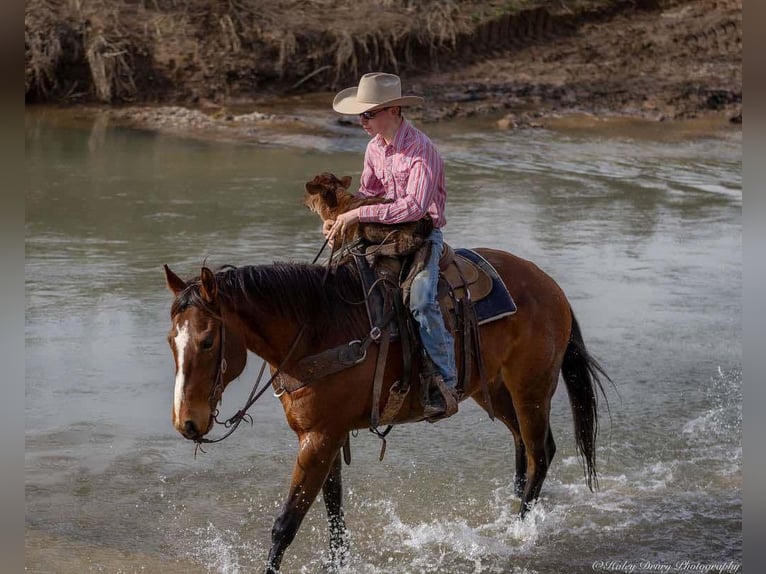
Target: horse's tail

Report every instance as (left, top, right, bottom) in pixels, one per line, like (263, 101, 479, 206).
(561, 308, 612, 492)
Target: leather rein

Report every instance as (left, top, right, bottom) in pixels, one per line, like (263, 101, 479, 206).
(194, 316, 306, 446)
(194, 236, 344, 447)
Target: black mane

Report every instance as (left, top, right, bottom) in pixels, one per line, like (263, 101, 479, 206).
(171, 262, 369, 341)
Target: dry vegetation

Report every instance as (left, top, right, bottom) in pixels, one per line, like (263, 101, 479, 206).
(25, 0, 740, 123)
(24, 0, 624, 104)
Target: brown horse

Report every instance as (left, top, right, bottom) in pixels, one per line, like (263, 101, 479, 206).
(163, 251, 610, 573)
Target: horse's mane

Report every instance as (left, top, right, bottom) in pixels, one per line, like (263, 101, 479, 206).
(171, 262, 369, 342)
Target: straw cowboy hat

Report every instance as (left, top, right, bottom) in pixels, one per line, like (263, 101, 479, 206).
(333, 73, 424, 114)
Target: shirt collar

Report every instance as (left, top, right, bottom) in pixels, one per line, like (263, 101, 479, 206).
(374, 118, 412, 150)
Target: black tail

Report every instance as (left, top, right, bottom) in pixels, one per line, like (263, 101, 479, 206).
(561, 309, 612, 492)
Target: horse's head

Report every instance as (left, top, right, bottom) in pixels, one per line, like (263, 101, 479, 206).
(163, 264, 247, 441)
(303, 172, 353, 221)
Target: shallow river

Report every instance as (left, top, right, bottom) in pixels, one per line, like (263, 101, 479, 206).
(25, 110, 742, 573)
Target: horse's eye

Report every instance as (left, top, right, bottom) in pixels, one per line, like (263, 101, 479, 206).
(200, 337, 214, 351)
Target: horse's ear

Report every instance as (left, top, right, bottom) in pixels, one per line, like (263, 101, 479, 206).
(164, 264, 186, 295)
(340, 175, 352, 190)
(199, 267, 217, 304)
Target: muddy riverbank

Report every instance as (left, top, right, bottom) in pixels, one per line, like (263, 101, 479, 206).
(25, 0, 741, 137)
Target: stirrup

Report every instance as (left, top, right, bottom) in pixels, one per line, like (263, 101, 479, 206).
(423, 376, 458, 421)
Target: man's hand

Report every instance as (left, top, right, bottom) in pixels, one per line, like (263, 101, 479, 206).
(322, 218, 335, 242)
(327, 208, 361, 243)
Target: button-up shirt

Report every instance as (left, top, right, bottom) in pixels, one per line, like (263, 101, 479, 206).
(356, 119, 447, 228)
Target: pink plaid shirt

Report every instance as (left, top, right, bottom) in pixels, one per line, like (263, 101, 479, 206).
(356, 119, 447, 228)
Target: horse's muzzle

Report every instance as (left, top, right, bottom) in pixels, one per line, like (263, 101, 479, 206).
(182, 419, 202, 440)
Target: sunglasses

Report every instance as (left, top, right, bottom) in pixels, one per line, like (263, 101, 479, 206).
(360, 107, 389, 120)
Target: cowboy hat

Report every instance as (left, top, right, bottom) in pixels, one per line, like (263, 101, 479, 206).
(332, 73, 424, 114)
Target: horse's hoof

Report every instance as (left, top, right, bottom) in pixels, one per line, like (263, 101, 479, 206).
(322, 558, 346, 573)
(323, 547, 350, 573)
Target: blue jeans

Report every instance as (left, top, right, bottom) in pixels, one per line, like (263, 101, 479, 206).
(409, 228, 457, 389)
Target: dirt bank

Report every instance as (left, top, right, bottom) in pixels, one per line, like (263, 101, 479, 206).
(421, 0, 742, 123)
(25, 0, 741, 133)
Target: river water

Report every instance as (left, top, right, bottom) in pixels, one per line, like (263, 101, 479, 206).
(25, 110, 742, 573)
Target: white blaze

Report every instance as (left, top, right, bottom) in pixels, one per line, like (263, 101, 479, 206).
(173, 320, 190, 421)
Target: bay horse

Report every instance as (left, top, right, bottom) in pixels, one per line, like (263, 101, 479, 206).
(163, 250, 610, 573)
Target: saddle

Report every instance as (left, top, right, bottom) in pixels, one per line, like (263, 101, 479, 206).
(293, 241, 514, 431)
(352, 242, 503, 427)
(364, 242, 494, 336)
(438, 243, 494, 314)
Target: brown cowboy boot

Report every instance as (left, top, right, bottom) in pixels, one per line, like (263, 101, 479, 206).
(422, 373, 459, 421)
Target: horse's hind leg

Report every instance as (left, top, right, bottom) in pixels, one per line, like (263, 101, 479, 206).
(546, 425, 557, 466)
(322, 449, 349, 569)
(473, 380, 527, 498)
(509, 377, 557, 516)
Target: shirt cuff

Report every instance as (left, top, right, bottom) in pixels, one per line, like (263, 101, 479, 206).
(357, 204, 381, 223)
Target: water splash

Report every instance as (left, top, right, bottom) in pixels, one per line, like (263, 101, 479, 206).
(315, 484, 573, 574)
(185, 522, 256, 574)
(682, 366, 742, 446)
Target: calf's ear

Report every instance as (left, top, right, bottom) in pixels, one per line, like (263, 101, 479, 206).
(305, 181, 322, 195)
(321, 187, 339, 208)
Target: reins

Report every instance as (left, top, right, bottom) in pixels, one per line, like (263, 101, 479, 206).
(193, 237, 337, 449)
(192, 232, 404, 454)
(195, 323, 307, 447)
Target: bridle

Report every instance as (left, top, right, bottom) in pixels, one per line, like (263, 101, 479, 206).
(192, 238, 334, 448)
(193, 309, 306, 447)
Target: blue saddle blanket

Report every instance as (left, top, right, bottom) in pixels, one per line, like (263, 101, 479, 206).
(454, 248, 517, 324)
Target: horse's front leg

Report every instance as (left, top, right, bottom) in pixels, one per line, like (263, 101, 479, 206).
(266, 431, 344, 574)
(322, 448, 349, 570)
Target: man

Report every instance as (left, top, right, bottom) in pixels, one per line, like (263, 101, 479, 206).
(326, 72, 458, 419)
